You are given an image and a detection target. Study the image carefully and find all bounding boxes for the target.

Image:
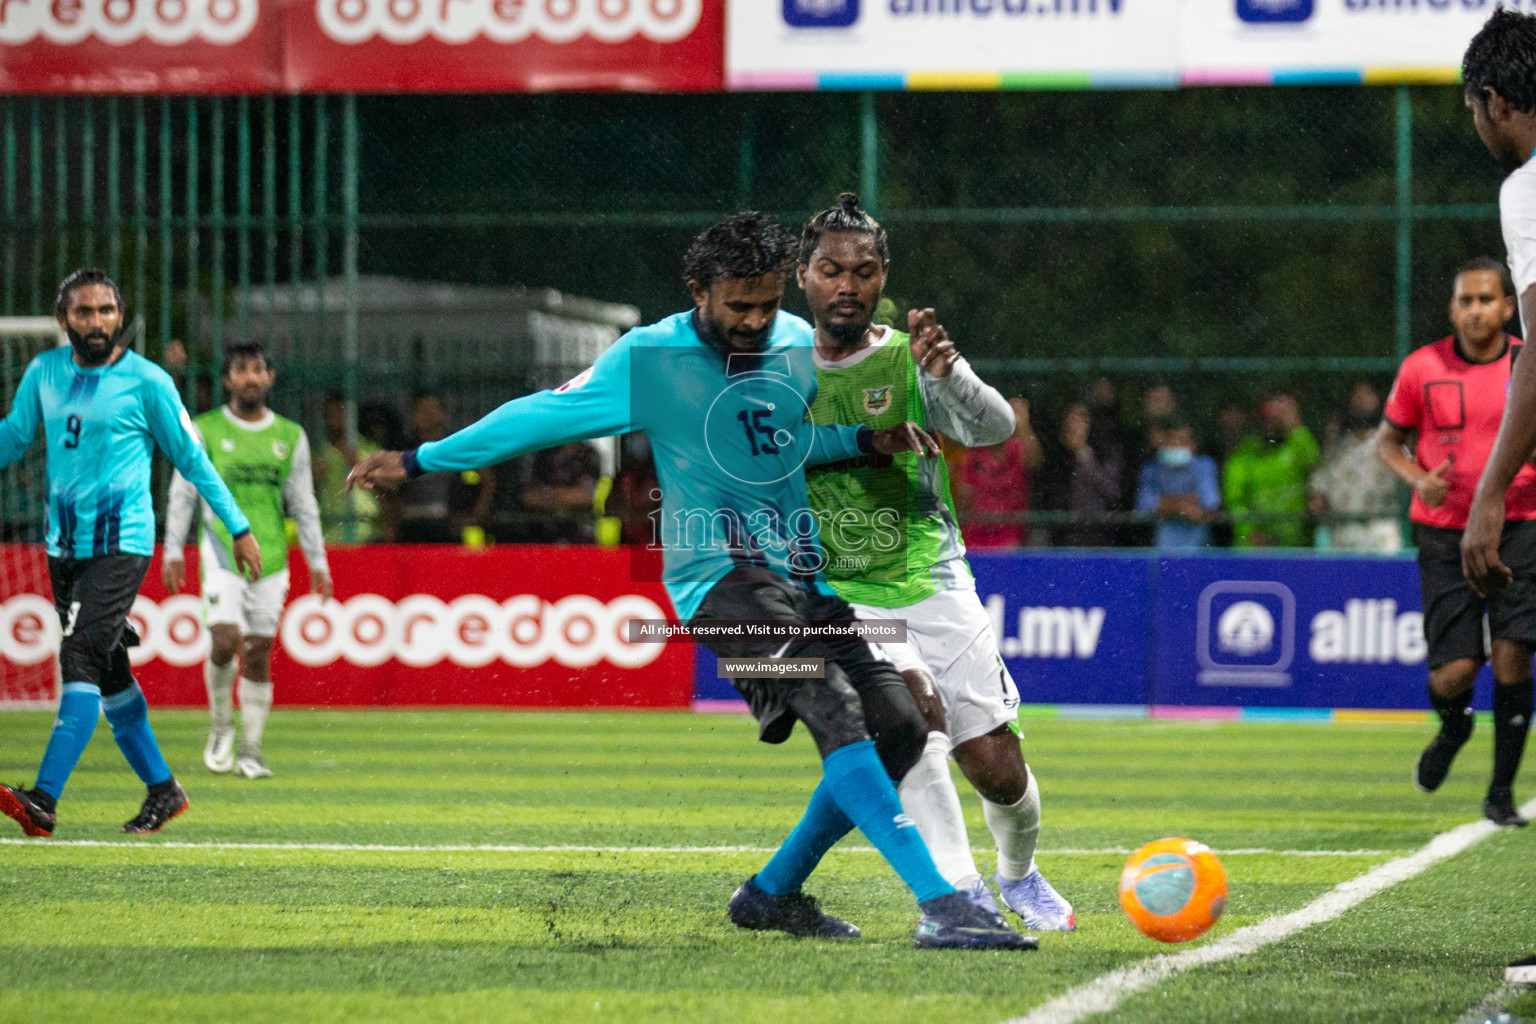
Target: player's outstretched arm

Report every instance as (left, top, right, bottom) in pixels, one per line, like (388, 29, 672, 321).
(283, 431, 332, 600)
(0, 362, 42, 469)
(143, 371, 257, 578)
(368, 341, 638, 485)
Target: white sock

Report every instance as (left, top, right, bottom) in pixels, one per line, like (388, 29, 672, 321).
(205, 659, 237, 731)
(237, 677, 273, 753)
(984, 768, 1041, 882)
(897, 731, 982, 888)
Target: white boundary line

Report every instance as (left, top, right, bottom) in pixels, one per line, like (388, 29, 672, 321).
(0, 839, 1399, 855)
(1453, 982, 1529, 1024)
(1004, 797, 1536, 1024)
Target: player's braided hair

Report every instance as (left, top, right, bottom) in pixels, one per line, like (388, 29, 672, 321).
(1464, 9, 1536, 115)
(681, 211, 798, 290)
(54, 267, 124, 321)
(222, 340, 271, 376)
(799, 192, 890, 266)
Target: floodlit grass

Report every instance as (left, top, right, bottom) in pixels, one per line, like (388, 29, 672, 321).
(0, 709, 1530, 1023)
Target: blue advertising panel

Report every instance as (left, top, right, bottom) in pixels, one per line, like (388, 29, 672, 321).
(1153, 553, 1454, 710)
(969, 552, 1151, 707)
(691, 552, 1488, 713)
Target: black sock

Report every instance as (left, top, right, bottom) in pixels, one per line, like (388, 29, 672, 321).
(147, 778, 178, 798)
(1428, 685, 1474, 738)
(1492, 680, 1534, 791)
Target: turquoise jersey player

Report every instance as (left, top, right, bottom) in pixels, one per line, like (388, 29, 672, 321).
(0, 269, 259, 840)
(348, 214, 1031, 950)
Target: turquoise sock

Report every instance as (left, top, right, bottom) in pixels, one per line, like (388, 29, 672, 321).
(756, 780, 854, 895)
(102, 684, 171, 787)
(822, 740, 955, 904)
(34, 682, 102, 800)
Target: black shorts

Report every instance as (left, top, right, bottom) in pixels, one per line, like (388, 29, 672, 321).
(689, 565, 923, 772)
(1416, 521, 1536, 669)
(48, 553, 150, 696)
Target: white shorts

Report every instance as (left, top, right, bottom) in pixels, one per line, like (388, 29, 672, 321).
(855, 586, 1021, 748)
(201, 539, 290, 638)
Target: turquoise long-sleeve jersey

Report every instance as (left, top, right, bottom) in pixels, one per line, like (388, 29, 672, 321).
(0, 346, 250, 559)
(408, 310, 870, 619)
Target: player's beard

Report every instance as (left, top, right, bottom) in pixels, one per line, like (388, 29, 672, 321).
(231, 388, 268, 417)
(698, 309, 771, 353)
(65, 324, 119, 367)
(820, 315, 870, 349)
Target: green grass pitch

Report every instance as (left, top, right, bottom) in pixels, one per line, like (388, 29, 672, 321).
(0, 708, 1531, 1024)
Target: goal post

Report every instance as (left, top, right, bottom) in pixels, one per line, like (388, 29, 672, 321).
(0, 317, 64, 710)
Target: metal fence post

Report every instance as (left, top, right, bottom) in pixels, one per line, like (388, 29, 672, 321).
(342, 94, 361, 542)
(860, 92, 878, 216)
(1395, 85, 1413, 363)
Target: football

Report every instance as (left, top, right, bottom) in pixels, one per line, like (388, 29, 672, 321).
(1119, 837, 1228, 943)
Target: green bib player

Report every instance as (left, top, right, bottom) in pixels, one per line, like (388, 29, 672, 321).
(799, 194, 1074, 931)
(163, 342, 330, 779)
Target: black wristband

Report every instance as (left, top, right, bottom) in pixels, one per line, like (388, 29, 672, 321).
(401, 448, 424, 479)
(231, 528, 252, 542)
(855, 426, 875, 454)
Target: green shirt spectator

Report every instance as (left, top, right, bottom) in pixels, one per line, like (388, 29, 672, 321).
(316, 390, 384, 543)
(1223, 394, 1320, 547)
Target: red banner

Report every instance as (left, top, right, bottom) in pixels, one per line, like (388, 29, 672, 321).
(0, 0, 284, 94)
(0, 0, 722, 94)
(0, 543, 695, 708)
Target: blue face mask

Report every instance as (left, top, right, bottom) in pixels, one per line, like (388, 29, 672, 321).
(1159, 446, 1194, 468)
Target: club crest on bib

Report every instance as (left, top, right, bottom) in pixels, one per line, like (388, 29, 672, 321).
(863, 385, 893, 416)
(220, 438, 236, 452)
(272, 440, 290, 459)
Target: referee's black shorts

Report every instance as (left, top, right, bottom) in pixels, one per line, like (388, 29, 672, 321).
(1416, 520, 1536, 669)
(47, 553, 150, 696)
(689, 565, 926, 780)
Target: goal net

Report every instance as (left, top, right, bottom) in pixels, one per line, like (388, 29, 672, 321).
(0, 318, 64, 709)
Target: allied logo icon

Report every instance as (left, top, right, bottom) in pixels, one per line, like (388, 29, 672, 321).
(784, 0, 859, 29)
(1197, 581, 1295, 688)
(1236, 0, 1313, 23)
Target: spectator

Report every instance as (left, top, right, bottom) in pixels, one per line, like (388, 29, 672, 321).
(1088, 377, 1138, 541)
(1309, 382, 1404, 553)
(1141, 384, 1178, 450)
(610, 433, 662, 546)
(315, 390, 387, 543)
(1215, 401, 1250, 464)
(1136, 419, 1220, 548)
(1223, 393, 1320, 547)
(956, 396, 1044, 548)
(1048, 401, 1122, 547)
(522, 440, 602, 544)
(358, 401, 403, 451)
(395, 393, 496, 543)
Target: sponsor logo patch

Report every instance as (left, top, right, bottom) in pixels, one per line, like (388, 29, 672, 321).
(863, 384, 893, 416)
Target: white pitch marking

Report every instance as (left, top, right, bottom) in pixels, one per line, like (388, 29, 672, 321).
(1452, 982, 1529, 1024)
(0, 839, 1396, 856)
(1003, 797, 1536, 1024)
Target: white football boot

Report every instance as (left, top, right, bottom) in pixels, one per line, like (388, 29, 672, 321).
(203, 727, 236, 773)
(996, 869, 1076, 931)
(233, 746, 273, 779)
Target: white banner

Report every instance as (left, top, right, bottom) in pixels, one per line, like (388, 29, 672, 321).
(729, 0, 1527, 88)
(728, 0, 1182, 89)
(1181, 0, 1530, 82)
